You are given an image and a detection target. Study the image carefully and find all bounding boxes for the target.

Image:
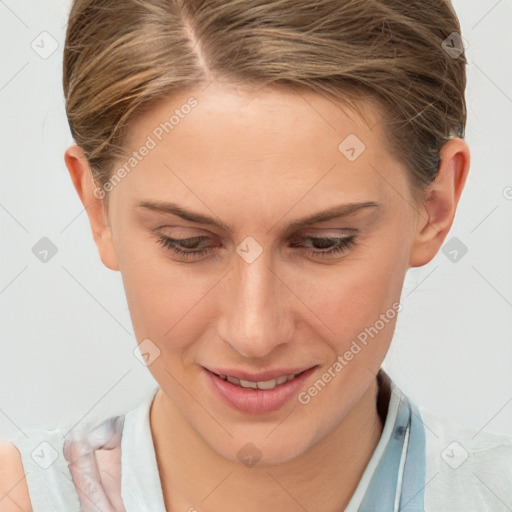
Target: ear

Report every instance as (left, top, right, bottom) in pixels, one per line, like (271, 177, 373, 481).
(64, 145, 120, 271)
(409, 137, 470, 268)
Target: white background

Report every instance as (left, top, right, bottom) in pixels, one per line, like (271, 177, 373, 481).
(1, 0, 511, 440)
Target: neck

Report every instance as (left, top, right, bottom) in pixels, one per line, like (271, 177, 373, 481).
(150, 376, 384, 512)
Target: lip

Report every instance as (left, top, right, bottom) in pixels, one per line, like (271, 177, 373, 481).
(203, 365, 318, 414)
(203, 366, 314, 382)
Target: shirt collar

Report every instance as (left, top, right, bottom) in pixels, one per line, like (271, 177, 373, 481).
(345, 368, 427, 512)
(121, 368, 426, 512)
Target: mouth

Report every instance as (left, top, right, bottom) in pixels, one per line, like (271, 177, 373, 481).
(212, 370, 306, 390)
(202, 365, 319, 414)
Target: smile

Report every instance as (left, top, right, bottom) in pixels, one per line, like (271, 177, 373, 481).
(204, 366, 318, 414)
(214, 371, 301, 390)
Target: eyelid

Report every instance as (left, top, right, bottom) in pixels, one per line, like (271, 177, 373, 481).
(156, 224, 359, 239)
(290, 228, 357, 241)
(158, 234, 356, 258)
(155, 227, 358, 245)
(155, 225, 211, 235)
(299, 227, 357, 235)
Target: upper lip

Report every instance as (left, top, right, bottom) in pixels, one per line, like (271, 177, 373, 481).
(204, 366, 316, 382)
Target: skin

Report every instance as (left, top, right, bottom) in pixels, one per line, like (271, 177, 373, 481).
(62, 80, 470, 512)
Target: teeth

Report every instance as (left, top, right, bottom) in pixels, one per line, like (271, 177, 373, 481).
(256, 378, 277, 390)
(276, 375, 288, 385)
(239, 379, 258, 389)
(218, 372, 299, 390)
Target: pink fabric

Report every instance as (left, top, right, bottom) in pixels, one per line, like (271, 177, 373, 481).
(63, 416, 126, 512)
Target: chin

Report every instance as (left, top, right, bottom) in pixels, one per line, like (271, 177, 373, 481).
(210, 432, 316, 468)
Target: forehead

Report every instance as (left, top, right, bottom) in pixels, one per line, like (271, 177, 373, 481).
(131, 81, 382, 148)
(116, 81, 405, 209)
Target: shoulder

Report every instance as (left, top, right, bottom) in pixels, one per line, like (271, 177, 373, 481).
(0, 389, 158, 512)
(419, 405, 512, 465)
(417, 405, 512, 511)
(2, 426, 83, 512)
(0, 442, 31, 512)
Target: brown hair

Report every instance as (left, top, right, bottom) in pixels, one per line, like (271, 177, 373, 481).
(63, 0, 467, 210)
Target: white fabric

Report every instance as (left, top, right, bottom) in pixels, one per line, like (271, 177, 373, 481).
(120, 386, 166, 510)
(420, 405, 512, 511)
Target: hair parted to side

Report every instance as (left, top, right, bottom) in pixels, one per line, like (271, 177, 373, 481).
(63, 0, 467, 210)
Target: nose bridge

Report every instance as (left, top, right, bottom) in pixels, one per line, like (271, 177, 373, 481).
(218, 244, 292, 358)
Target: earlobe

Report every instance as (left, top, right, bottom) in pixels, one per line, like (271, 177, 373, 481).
(64, 145, 120, 271)
(408, 138, 470, 268)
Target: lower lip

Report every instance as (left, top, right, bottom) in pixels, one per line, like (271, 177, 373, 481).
(204, 366, 318, 414)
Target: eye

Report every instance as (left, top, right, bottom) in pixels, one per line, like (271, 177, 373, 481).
(292, 235, 357, 258)
(156, 235, 211, 259)
(156, 233, 357, 260)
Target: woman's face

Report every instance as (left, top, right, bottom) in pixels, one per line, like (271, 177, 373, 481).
(101, 81, 422, 463)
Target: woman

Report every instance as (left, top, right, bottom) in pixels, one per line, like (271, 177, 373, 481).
(1, 0, 511, 511)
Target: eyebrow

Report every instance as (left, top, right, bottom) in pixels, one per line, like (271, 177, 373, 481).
(136, 200, 381, 234)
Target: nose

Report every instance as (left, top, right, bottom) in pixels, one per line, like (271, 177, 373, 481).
(217, 245, 295, 359)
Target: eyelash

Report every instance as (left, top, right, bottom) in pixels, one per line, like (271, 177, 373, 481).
(156, 234, 357, 260)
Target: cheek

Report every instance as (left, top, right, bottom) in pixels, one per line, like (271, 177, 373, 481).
(116, 233, 200, 343)
(121, 266, 205, 341)
(299, 244, 406, 340)
(119, 259, 213, 390)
